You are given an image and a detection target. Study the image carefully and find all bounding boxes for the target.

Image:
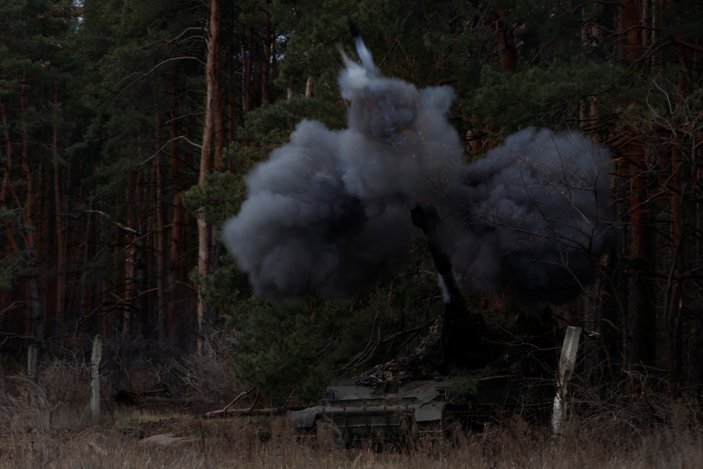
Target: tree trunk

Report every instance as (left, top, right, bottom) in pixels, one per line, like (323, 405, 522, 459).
(196, 0, 220, 353)
(214, 69, 225, 172)
(665, 35, 691, 390)
(167, 65, 183, 348)
(0, 102, 13, 338)
(243, 19, 255, 112)
(261, 4, 272, 105)
(615, 0, 655, 375)
(624, 143, 655, 370)
(18, 82, 44, 343)
(689, 132, 703, 388)
(666, 143, 683, 389)
(651, 0, 662, 74)
(154, 120, 167, 344)
(0, 102, 17, 255)
(123, 176, 137, 335)
(168, 194, 184, 347)
(494, 5, 517, 72)
(52, 88, 66, 334)
(617, 0, 642, 62)
(226, 27, 239, 142)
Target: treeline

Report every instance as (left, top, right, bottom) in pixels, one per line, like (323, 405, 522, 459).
(0, 0, 278, 350)
(1, 1, 702, 395)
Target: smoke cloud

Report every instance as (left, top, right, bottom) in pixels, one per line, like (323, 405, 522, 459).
(222, 38, 614, 308)
(441, 128, 614, 311)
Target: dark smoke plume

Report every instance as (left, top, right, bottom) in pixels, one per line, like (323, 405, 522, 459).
(441, 128, 614, 311)
(222, 37, 462, 299)
(222, 35, 614, 307)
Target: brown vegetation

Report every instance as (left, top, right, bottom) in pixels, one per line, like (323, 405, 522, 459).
(1, 356, 702, 468)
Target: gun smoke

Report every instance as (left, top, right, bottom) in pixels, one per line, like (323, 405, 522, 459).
(222, 36, 614, 309)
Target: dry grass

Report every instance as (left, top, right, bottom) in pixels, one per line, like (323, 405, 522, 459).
(1, 360, 703, 468)
(171, 331, 241, 406)
(2, 409, 702, 468)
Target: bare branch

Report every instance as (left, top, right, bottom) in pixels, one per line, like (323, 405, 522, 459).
(0, 300, 23, 320)
(84, 210, 138, 234)
(204, 386, 256, 418)
(138, 135, 203, 166)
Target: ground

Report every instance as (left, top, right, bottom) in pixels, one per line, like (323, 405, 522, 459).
(2, 382, 703, 468)
(1, 347, 702, 468)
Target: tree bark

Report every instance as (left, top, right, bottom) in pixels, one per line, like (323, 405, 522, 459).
(0, 102, 11, 336)
(167, 65, 183, 348)
(52, 87, 66, 333)
(261, 3, 272, 105)
(226, 23, 239, 142)
(18, 81, 44, 343)
(494, 5, 517, 72)
(243, 18, 255, 112)
(623, 143, 655, 370)
(617, 0, 642, 62)
(0, 102, 18, 255)
(666, 143, 683, 389)
(196, 0, 220, 353)
(650, 0, 662, 74)
(123, 176, 137, 335)
(665, 35, 691, 390)
(214, 71, 225, 172)
(154, 117, 167, 344)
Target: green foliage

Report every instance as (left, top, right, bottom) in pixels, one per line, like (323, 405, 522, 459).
(274, 0, 472, 98)
(206, 240, 441, 404)
(468, 61, 632, 131)
(2, 0, 702, 397)
(241, 96, 345, 141)
(660, 2, 703, 40)
(231, 95, 346, 165)
(183, 172, 246, 227)
(72, 0, 205, 202)
(199, 0, 652, 400)
(184, 96, 346, 226)
(0, 208, 27, 289)
(231, 297, 342, 403)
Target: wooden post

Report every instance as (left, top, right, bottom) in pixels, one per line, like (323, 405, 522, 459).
(91, 335, 103, 422)
(305, 76, 314, 98)
(27, 343, 38, 382)
(552, 326, 582, 439)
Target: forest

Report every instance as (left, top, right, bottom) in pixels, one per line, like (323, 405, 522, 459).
(1, 0, 703, 430)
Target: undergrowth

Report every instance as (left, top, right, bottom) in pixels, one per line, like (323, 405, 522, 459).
(1, 355, 702, 468)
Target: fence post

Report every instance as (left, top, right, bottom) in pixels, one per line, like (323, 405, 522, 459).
(551, 326, 582, 439)
(91, 335, 103, 423)
(27, 343, 38, 382)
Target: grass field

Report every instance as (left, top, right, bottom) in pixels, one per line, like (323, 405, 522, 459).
(2, 406, 702, 468)
(2, 358, 702, 468)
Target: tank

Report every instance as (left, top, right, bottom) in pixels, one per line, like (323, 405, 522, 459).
(289, 372, 526, 445)
(289, 200, 556, 444)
